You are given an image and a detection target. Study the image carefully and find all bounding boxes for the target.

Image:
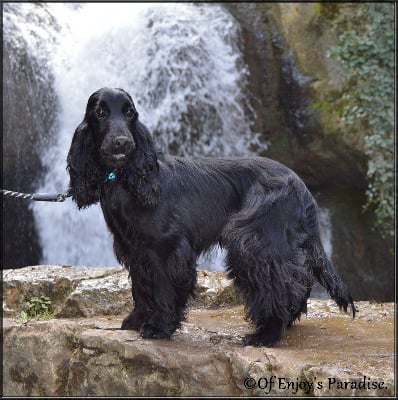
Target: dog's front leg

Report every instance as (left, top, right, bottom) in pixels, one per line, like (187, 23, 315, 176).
(138, 248, 183, 339)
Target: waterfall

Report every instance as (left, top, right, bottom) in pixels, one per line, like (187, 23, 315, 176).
(29, 3, 257, 267)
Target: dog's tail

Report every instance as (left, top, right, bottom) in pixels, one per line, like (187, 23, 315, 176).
(303, 198, 356, 318)
(307, 238, 356, 318)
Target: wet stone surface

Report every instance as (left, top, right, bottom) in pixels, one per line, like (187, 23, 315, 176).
(2, 266, 395, 396)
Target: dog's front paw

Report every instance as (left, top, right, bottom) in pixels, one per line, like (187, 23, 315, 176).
(121, 317, 141, 331)
(140, 323, 171, 339)
(121, 312, 147, 331)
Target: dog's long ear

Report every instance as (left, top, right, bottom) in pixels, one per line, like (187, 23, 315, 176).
(128, 119, 161, 206)
(67, 120, 102, 209)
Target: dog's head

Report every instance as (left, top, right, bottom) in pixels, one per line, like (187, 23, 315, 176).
(67, 88, 160, 208)
(85, 87, 138, 168)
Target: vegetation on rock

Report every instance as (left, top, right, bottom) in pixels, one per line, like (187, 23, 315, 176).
(328, 3, 394, 238)
(17, 296, 53, 323)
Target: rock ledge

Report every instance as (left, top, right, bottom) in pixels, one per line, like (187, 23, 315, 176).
(2, 266, 395, 397)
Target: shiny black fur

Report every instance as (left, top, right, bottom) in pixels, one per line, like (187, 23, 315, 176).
(67, 88, 355, 346)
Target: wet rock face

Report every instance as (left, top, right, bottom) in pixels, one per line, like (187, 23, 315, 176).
(315, 190, 395, 302)
(226, 3, 367, 189)
(2, 266, 395, 396)
(2, 3, 60, 268)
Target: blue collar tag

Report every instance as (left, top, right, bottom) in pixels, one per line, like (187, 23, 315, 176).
(104, 172, 116, 183)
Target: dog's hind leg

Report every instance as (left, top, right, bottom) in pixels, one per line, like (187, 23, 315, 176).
(222, 183, 313, 347)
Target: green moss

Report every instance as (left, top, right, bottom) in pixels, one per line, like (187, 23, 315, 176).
(314, 3, 341, 20)
(70, 346, 83, 362)
(312, 101, 333, 113)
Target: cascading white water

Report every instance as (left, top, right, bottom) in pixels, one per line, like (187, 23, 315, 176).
(31, 3, 258, 267)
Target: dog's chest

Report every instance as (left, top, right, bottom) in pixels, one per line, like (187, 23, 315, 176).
(101, 184, 135, 220)
(100, 183, 155, 240)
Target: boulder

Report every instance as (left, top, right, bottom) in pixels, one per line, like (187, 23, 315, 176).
(2, 266, 241, 318)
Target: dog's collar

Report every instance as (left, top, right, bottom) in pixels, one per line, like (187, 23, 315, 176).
(104, 172, 116, 183)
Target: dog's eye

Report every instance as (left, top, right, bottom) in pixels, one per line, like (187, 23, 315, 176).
(95, 107, 106, 118)
(125, 108, 135, 118)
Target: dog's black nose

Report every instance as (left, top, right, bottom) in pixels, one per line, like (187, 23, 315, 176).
(113, 136, 131, 154)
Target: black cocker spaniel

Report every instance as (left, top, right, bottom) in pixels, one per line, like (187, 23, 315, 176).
(67, 87, 355, 346)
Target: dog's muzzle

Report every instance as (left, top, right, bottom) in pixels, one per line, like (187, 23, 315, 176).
(101, 135, 135, 164)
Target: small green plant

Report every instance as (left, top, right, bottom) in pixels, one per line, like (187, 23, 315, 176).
(16, 310, 30, 324)
(328, 3, 394, 238)
(16, 296, 54, 323)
